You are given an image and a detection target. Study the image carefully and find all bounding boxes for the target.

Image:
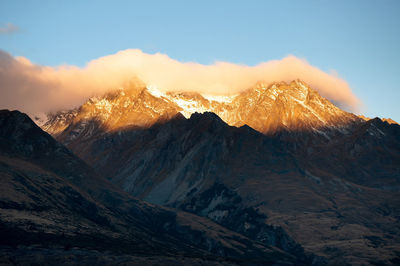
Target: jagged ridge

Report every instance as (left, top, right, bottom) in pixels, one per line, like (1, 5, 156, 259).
(42, 80, 363, 140)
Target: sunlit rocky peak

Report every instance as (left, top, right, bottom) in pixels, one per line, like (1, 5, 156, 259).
(41, 80, 362, 140)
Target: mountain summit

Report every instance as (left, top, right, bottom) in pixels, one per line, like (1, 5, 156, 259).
(42, 80, 361, 140)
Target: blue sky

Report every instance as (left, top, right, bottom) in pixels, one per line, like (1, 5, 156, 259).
(1, 0, 400, 121)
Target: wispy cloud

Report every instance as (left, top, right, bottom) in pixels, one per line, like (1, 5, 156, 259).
(0, 49, 361, 117)
(0, 23, 19, 35)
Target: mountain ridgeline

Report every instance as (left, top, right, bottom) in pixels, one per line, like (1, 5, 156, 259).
(2, 80, 399, 265)
(43, 80, 361, 137)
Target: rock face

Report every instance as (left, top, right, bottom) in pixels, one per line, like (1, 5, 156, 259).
(0, 110, 310, 265)
(40, 80, 400, 265)
(43, 80, 361, 139)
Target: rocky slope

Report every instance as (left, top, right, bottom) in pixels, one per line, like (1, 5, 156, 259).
(0, 109, 309, 265)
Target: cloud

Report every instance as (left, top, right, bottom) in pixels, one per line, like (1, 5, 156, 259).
(0, 49, 360, 118)
(0, 23, 19, 35)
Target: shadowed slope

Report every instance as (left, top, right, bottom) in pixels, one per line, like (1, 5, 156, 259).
(0, 110, 307, 265)
(58, 111, 400, 265)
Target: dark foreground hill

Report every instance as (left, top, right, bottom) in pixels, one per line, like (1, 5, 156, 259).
(0, 110, 314, 265)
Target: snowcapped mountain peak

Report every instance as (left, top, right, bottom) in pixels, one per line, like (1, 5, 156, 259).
(145, 85, 236, 118)
(147, 85, 167, 98)
(41, 80, 362, 139)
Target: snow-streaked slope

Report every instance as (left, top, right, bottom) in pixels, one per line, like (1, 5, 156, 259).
(41, 80, 363, 140)
(146, 80, 361, 135)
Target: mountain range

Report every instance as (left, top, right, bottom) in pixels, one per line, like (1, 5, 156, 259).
(43, 80, 360, 137)
(1, 80, 399, 265)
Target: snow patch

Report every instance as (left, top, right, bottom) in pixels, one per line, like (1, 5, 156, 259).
(147, 85, 166, 98)
(94, 99, 113, 113)
(202, 94, 237, 103)
(172, 98, 209, 118)
(290, 95, 327, 124)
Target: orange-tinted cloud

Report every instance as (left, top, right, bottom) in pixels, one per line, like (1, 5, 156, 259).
(0, 23, 19, 34)
(0, 49, 360, 118)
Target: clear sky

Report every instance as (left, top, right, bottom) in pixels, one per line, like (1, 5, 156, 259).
(1, 0, 400, 121)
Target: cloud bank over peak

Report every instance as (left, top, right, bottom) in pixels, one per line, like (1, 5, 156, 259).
(0, 49, 360, 117)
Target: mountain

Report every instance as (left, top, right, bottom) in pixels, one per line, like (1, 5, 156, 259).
(359, 114, 399, 125)
(43, 80, 361, 139)
(0, 109, 312, 265)
(40, 80, 400, 264)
